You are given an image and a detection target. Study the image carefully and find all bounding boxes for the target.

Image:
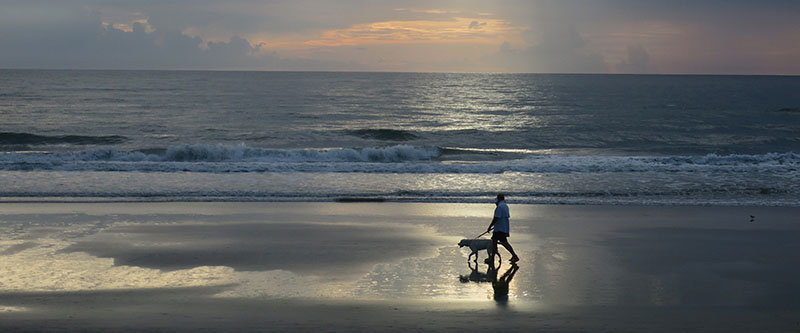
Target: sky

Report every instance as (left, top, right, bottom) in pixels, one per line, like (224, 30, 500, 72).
(1, 0, 799, 74)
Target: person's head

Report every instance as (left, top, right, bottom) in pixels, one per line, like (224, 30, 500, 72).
(495, 193, 505, 205)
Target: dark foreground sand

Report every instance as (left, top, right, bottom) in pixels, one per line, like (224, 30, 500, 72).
(1, 202, 799, 331)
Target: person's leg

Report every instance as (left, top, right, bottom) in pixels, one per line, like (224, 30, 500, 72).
(499, 239, 520, 261)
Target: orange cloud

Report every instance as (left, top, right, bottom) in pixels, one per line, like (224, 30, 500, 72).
(257, 17, 524, 52)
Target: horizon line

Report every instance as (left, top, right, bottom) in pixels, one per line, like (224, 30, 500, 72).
(2, 67, 799, 77)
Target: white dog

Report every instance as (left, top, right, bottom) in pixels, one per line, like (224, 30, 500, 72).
(458, 239, 500, 262)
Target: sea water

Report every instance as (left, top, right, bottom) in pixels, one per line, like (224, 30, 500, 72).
(1, 70, 799, 205)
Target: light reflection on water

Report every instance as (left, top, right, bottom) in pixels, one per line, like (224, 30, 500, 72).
(0, 202, 540, 307)
(0, 203, 534, 305)
(0, 305, 28, 312)
(0, 239, 236, 292)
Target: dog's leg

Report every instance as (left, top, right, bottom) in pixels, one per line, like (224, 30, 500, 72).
(470, 245, 480, 262)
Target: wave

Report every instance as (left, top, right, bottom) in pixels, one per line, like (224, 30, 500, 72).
(0, 132, 127, 145)
(163, 144, 439, 162)
(0, 144, 440, 166)
(0, 144, 797, 173)
(346, 129, 419, 141)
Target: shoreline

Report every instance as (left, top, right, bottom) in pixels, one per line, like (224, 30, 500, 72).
(1, 197, 798, 207)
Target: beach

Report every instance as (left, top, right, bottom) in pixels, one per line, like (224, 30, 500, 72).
(2, 201, 799, 331)
(2, 6, 799, 331)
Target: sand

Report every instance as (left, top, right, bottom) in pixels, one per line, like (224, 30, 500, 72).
(1, 202, 799, 331)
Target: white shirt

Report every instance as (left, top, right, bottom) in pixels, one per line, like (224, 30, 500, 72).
(493, 200, 510, 235)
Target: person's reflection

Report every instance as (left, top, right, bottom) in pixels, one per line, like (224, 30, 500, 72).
(488, 262, 519, 306)
(459, 261, 520, 306)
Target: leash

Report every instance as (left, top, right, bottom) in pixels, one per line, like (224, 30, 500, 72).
(475, 229, 491, 239)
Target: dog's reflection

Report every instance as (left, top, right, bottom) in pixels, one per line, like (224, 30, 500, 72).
(459, 261, 520, 306)
(459, 260, 493, 283)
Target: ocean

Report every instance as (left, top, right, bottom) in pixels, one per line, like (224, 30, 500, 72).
(1, 70, 799, 205)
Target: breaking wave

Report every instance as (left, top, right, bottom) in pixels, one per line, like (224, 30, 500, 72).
(0, 144, 797, 174)
(0, 144, 440, 170)
(163, 144, 437, 162)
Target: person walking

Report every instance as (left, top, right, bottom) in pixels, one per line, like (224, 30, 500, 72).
(486, 193, 520, 264)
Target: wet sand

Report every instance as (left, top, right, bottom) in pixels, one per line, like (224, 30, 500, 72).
(1, 202, 800, 331)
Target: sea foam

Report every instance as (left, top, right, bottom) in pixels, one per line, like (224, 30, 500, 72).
(0, 144, 440, 166)
(0, 144, 797, 174)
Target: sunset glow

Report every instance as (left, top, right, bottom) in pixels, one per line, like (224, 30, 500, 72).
(1, 1, 798, 74)
(311, 18, 521, 46)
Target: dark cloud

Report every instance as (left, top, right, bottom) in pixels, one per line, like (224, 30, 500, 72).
(95, 0, 457, 35)
(0, 2, 353, 70)
(468, 21, 486, 30)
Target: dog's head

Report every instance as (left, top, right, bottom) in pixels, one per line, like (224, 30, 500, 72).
(458, 239, 471, 247)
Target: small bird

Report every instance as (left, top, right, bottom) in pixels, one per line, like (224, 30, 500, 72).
(749, 215, 755, 223)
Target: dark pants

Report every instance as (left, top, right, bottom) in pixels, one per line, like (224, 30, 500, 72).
(491, 231, 508, 242)
(489, 231, 518, 262)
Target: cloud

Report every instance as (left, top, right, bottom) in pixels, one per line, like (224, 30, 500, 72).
(0, 0, 798, 73)
(567, 0, 800, 74)
(615, 44, 655, 74)
(0, 1, 523, 71)
(303, 17, 518, 47)
(483, 21, 607, 73)
(0, 2, 353, 70)
(468, 21, 487, 30)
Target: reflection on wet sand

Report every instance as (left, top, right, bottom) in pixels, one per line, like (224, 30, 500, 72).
(490, 263, 520, 306)
(4, 203, 800, 331)
(459, 261, 520, 306)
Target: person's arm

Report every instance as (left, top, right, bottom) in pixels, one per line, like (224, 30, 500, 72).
(487, 216, 498, 232)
